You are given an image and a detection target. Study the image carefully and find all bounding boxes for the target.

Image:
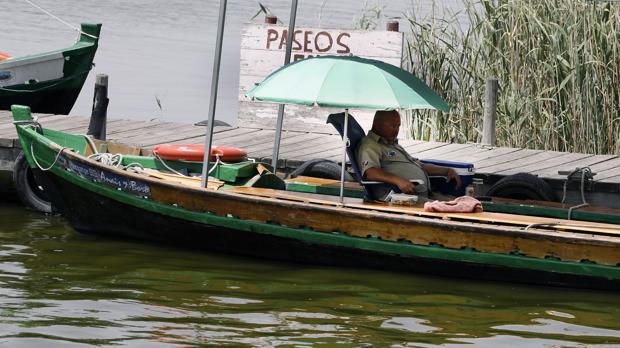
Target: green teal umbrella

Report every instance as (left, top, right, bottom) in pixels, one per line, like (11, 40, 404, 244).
(245, 55, 449, 204)
(245, 55, 449, 111)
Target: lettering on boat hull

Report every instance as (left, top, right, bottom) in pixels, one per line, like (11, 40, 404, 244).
(65, 158, 151, 196)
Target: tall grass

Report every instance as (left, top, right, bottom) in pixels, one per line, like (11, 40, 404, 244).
(403, 0, 620, 154)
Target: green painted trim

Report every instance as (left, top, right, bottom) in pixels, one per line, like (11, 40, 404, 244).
(211, 162, 259, 182)
(11, 105, 32, 122)
(121, 156, 202, 173)
(2, 23, 100, 66)
(286, 181, 364, 198)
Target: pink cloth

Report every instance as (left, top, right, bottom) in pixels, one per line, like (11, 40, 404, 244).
(423, 196, 483, 213)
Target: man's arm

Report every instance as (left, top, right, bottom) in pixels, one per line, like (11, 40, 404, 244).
(364, 167, 417, 194)
(357, 138, 419, 194)
(420, 163, 462, 188)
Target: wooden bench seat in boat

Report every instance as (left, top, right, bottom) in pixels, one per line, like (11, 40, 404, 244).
(135, 169, 620, 237)
(226, 186, 620, 237)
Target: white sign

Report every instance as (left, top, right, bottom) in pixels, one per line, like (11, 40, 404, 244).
(238, 24, 404, 133)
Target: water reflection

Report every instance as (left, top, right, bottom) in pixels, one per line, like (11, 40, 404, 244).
(381, 316, 439, 333)
(496, 318, 620, 338)
(1, 202, 620, 346)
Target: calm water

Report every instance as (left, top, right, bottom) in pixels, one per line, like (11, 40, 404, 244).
(1, 0, 463, 126)
(1, 201, 620, 347)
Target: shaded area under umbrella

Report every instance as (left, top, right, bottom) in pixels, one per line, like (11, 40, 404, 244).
(246, 55, 449, 203)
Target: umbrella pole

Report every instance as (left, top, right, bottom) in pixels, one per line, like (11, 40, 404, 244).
(201, 0, 227, 188)
(339, 109, 349, 204)
(271, 0, 299, 171)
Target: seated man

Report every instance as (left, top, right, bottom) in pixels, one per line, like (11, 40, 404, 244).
(355, 110, 461, 201)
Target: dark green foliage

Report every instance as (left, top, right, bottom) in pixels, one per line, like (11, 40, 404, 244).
(404, 0, 620, 154)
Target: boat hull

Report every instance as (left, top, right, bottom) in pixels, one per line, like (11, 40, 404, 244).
(0, 85, 83, 115)
(34, 167, 620, 291)
(11, 109, 620, 291)
(0, 23, 101, 114)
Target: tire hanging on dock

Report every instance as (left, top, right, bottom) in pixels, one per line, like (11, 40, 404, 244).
(486, 172, 558, 202)
(286, 158, 354, 181)
(12, 151, 53, 213)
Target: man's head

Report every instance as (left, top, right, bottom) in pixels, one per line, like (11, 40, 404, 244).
(371, 110, 401, 144)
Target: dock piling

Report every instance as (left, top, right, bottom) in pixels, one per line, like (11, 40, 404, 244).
(87, 74, 109, 141)
(386, 20, 399, 32)
(482, 78, 498, 146)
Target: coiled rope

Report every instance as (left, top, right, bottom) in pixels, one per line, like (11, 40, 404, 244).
(83, 135, 144, 172)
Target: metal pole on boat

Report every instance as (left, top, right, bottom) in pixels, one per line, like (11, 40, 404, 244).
(271, 0, 299, 172)
(201, 0, 228, 188)
(339, 109, 349, 204)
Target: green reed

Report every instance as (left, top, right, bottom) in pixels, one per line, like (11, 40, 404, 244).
(403, 0, 620, 154)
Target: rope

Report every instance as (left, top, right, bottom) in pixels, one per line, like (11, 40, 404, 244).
(154, 153, 190, 177)
(88, 153, 123, 167)
(560, 167, 593, 219)
(13, 119, 43, 134)
(30, 142, 69, 171)
(87, 152, 144, 173)
(21, 0, 99, 40)
(81, 135, 99, 155)
(561, 167, 593, 204)
(152, 153, 246, 177)
(524, 221, 620, 231)
(209, 156, 222, 175)
(124, 163, 145, 173)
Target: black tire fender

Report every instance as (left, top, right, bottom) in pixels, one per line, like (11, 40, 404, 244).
(486, 172, 558, 202)
(287, 159, 354, 181)
(12, 151, 53, 213)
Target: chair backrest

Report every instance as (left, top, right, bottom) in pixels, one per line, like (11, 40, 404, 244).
(326, 112, 366, 182)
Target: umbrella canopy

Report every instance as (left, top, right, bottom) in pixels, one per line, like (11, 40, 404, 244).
(245, 55, 449, 112)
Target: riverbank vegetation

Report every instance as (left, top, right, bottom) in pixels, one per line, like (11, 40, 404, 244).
(403, 0, 620, 154)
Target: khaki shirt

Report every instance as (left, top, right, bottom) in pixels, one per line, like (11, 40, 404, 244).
(355, 130, 428, 199)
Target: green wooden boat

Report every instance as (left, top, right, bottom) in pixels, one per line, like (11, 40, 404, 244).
(11, 105, 620, 291)
(0, 23, 101, 115)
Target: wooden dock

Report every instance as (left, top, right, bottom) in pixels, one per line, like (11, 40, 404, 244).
(2, 111, 620, 206)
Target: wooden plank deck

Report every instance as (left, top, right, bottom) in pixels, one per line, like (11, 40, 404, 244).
(1, 111, 620, 189)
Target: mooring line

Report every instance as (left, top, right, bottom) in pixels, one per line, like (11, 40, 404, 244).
(21, 0, 99, 40)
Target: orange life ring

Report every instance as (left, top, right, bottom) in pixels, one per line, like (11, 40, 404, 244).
(0, 52, 11, 61)
(153, 144, 247, 163)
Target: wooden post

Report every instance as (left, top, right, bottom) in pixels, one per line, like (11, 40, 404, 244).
(87, 74, 109, 141)
(386, 20, 399, 32)
(482, 78, 498, 146)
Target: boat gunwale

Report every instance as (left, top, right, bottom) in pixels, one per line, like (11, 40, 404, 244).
(0, 23, 100, 68)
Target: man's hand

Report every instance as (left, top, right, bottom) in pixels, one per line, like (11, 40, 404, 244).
(365, 167, 417, 194)
(421, 163, 463, 189)
(446, 168, 462, 189)
(394, 176, 416, 194)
